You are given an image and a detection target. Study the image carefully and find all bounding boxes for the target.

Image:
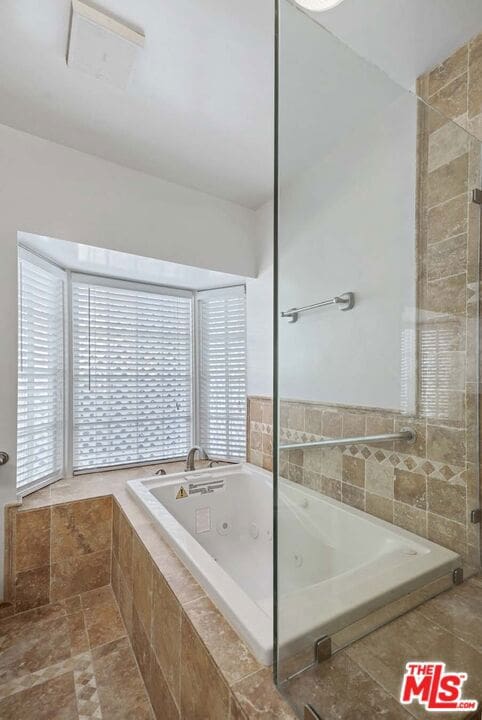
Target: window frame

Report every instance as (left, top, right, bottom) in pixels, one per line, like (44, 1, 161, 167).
(195, 284, 247, 463)
(16, 246, 68, 498)
(69, 272, 195, 475)
(17, 257, 247, 493)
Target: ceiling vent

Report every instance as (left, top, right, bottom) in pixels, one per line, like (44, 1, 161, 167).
(67, 0, 144, 89)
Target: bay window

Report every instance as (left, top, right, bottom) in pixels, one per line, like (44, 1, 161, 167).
(17, 254, 246, 490)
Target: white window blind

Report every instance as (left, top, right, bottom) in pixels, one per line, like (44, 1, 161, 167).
(197, 286, 247, 460)
(17, 249, 65, 491)
(72, 277, 193, 471)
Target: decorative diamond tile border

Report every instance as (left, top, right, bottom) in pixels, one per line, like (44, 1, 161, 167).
(0, 651, 103, 719)
(74, 655, 102, 719)
(251, 421, 466, 485)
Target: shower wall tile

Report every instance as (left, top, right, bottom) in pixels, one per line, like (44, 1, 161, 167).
(247, 32, 482, 568)
(248, 396, 473, 563)
(427, 44, 467, 96)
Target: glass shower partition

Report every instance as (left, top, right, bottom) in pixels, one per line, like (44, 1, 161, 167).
(274, 2, 481, 717)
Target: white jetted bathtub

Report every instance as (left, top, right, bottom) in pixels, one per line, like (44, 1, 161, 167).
(127, 463, 460, 666)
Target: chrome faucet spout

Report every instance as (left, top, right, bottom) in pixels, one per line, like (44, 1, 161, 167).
(185, 446, 209, 471)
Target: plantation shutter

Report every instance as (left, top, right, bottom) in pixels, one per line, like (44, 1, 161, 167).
(197, 286, 247, 460)
(17, 249, 65, 490)
(72, 276, 193, 471)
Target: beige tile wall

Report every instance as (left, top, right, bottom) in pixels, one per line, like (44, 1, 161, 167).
(247, 31, 482, 571)
(4, 497, 113, 614)
(111, 498, 296, 720)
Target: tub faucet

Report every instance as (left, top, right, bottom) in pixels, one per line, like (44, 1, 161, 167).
(185, 446, 209, 471)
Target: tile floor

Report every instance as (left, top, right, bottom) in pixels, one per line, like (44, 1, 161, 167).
(283, 575, 482, 720)
(0, 585, 153, 719)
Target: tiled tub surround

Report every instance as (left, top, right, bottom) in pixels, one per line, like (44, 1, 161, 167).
(2, 464, 298, 720)
(248, 396, 479, 568)
(4, 497, 113, 614)
(4, 466, 482, 720)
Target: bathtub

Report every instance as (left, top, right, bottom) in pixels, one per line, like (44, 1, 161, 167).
(127, 463, 460, 666)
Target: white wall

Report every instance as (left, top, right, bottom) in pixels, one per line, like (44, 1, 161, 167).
(278, 95, 417, 410)
(245, 95, 418, 409)
(246, 202, 273, 397)
(0, 122, 257, 598)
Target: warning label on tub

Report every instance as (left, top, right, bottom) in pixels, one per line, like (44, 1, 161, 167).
(176, 486, 188, 500)
(400, 662, 478, 712)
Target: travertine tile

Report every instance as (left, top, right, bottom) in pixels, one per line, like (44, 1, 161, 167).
(427, 477, 466, 524)
(366, 493, 393, 523)
(427, 153, 468, 207)
(427, 233, 467, 280)
(365, 458, 394, 498)
(152, 568, 181, 705)
(67, 612, 89, 657)
(469, 31, 482, 118)
(418, 579, 482, 653)
(322, 411, 342, 438)
(50, 551, 110, 601)
(184, 596, 261, 685)
(83, 592, 126, 648)
(0, 671, 78, 720)
(428, 513, 466, 555)
(341, 483, 365, 511)
(426, 272, 467, 315)
(15, 508, 50, 572)
(319, 447, 342, 480)
(51, 497, 112, 562)
(118, 511, 133, 589)
(230, 694, 248, 720)
(319, 475, 342, 501)
(427, 424, 466, 466)
(393, 501, 426, 537)
(116, 565, 133, 638)
(15, 565, 50, 612)
(288, 404, 304, 432)
(147, 648, 180, 720)
(428, 120, 469, 173)
(250, 431, 262, 452)
(427, 193, 468, 244)
(250, 399, 263, 423)
(428, 73, 468, 128)
(342, 456, 365, 488)
(347, 609, 482, 719)
(93, 637, 149, 717)
(132, 532, 153, 635)
(180, 615, 230, 720)
(232, 668, 296, 720)
(428, 44, 467, 96)
(394, 469, 427, 509)
(342, 412, 366, 437)
(305, 407, 322, 435)
(131, 606, 151, 684)
(283, 651, 412, 720)
(262, 401, 273, 424)
(0, 610, 71, 682)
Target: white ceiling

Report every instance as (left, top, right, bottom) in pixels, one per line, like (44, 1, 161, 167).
(314, 0, 482, 90)
(0, 0, 274, 209)
(1, 1, 482, 211)
(19, 232, 247, 290)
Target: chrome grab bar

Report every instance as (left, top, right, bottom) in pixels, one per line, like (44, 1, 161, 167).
(281, 292, 355, 323)
(280, 428, 416, 451)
